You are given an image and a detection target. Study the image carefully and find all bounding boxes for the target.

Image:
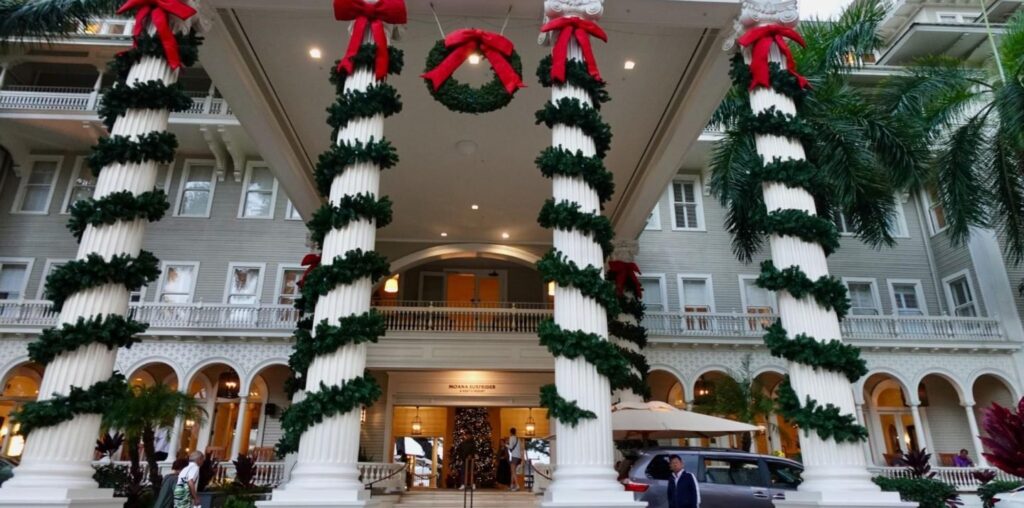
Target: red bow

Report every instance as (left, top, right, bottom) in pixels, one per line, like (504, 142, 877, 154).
(540, 17, 607, 84)
(607, 261, 642, 299)
(117, 0, 196, 70)
(297, 254, 321, 289)
(736, 24, 810, 91)
(333, 0, 407, 80)
(421, 29, 526, 95)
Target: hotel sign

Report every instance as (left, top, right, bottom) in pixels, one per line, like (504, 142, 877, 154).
(448, 383, 497, 394)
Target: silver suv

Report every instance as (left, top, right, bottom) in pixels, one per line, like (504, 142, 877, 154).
(624, 447, 803, 508)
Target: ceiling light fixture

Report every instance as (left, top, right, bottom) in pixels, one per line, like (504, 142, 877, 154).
(309, 47, 322, 59)
(525, 408, 537, 437)
(384, 274, 400, 294)
(624, 60, 636, 70)
(501, 232, 510, 239)
(471, 204, 479, 210)
(441, 232, 448, 237)
(411, 406, 423, 435)
(468, 53, 482, 65)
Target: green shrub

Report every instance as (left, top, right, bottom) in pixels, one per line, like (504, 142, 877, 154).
(873, 476, 959, 508)
(222, 496, 258, 508)
(978, 480, 1023, 508)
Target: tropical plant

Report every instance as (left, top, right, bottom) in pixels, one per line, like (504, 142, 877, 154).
(198, 456, 221, 492)
(232, 454, 256, 489)
(878, 11, 1024, 264)
(979, 480, 1024, 508)
(974, 469, 999, 485)
(692, 355, 775, 451)
(898, 448, 936, 478)
(873, 476, 962, 508)
(980, 396, 1024, 477)
(95, 431, 124, 460)
(0, 0, 123, 41)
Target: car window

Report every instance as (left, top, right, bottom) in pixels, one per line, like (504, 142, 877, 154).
(645, 454, 673, 481)
(702, 456, 764, 487)
(768, 461, 803, 490)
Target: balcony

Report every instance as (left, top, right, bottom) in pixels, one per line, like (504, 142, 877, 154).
(0, 85, 232, 118)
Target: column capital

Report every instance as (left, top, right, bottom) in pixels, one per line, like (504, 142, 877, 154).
(543, 0, 604, 22)
(726, 0, 800, 50)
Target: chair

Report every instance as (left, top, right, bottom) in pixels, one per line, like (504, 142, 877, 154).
(939, 453, 956, 467)
(251, 447, 275, 462)
(205, 446, 226, 461)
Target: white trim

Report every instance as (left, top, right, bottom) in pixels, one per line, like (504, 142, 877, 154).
(173, 159, 217, 218)
(155, 261, 200, 303)
(676, 273, 715, 313)
(284, 200, 303, 221)
(934, 11, 980, 23)
(637, 273, 668, 313)
(36, 258, 71, 299)
(942, 269, 981, 317)
(237, 161, 278, 219)
(920, 188, 948, 237)
(890, 195, 911, 239)
(738, 274, 776, 314)
(222, 262, 267, 304)
(11, 155, 62, 215)
(644, 192, 662, 231)
(155, 160, 175, 194)
(886, 279, 929, 317)
(59, 156, 93, 215)
(274, 263, 304, 305)
(842, 277, 883, 316)
(669, 175, 706, 232)
(0, 257, 35, 301)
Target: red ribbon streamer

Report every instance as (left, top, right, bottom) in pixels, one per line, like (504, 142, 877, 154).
(297, 253, 321, 289)
(421, 29, 526, 95)
(607, 261, 642, 299)
(736, 24, 810, 91)
(117, 0, 197, 70)
(333, 0, 407, 80)
(540, 17, 607, 84)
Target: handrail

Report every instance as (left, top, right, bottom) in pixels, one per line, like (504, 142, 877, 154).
(362, 462, 405, 489)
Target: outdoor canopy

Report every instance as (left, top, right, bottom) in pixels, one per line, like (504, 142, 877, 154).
(611, 401, 762, 440)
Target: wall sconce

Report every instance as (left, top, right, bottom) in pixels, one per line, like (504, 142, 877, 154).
(384, 275, 400, 294)
(411, 406, 422, 436)
(525, 408, 536, 437)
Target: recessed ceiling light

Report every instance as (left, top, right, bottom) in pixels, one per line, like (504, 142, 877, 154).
(501, 232, 510, 239)
(441, 232, 448, 237)
(309, 47, 322, 59)
(471, 204, 479, 210)
(468, 53, 482, 65)
(624, 60, 636, 70)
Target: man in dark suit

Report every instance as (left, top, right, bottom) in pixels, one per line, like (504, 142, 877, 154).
(667, 455, 700, 508)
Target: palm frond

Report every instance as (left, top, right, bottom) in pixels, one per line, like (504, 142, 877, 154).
(999, 11, 1024, 79)
(709, 87, 750, 130)
(877, 57, 990, 139)
(797, 0, 889, 76)
(0, 0, 123, 41)
(934, 113, 993, 244)
(988, 130, 1024, 264)
(709, 129, 766, 262)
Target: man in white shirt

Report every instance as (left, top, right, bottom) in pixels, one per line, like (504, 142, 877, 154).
(153, 427, 171, 461)
(667, 455, 700, 508)
(173, 451, 205, 508)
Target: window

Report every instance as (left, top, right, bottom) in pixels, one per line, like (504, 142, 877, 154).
(238, 163, 277, 219)
(671, 177, 705, 231)
(277, 266, 304, 305)
(157, 263, 198, 303)
(61, 157, 96, 213)
(936, 12, 979, 23)
(844, 279, 881, 316)
(285, 200, 303, 221)
(767, 461, 803, 490)
(36, 259, 69, 299)
(639, 276, 666, 312)
(155, 162, 174, 193)
(741, 276, 775, 330)
(225, 264, 264, 304)
(13, 157, 61, 214)
(644, 454, 698, 481)
(944, 272, 979, 317)
(834, 195, 909, 238)
(645, 202, 661, 230)
(678, 275, 713, 313)
(175, 161, 216, 217)
(889, 280, 927, 316)
(923, 187, 947, 235)
(702, 457, 764, 487)
(834, 212, 854, 235)
(0, 260, 32, 300)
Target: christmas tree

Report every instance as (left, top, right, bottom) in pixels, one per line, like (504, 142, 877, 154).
(447, 408, 496, 487)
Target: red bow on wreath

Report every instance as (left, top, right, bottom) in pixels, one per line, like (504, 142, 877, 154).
(333, 0, 407, 80)
(421, 29, 526, 95)
(540, 16, 608, 84)
(297, 253, 321, 289)
(116, 0, 197, 70)
(736, 24, 810, 91)
(607, 261, 642, 298)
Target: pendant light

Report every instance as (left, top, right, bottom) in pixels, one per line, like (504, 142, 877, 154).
(524, 408, 536, 437)
(411, 406, 423, 436)
(384, 275, 400, 294)
(695, 375, 712, 399)
(547, 281, 556, 296)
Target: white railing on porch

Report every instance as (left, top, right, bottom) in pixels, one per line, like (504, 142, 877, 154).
(359, 462, 406, 492)
(869, 466, 1024, 491)
(0, 85, 231, 118)
(98, 460, 401, 491)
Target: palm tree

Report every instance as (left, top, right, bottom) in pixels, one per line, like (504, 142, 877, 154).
(710, 0, 930, 261)
(877, 11, 1024, 264)
(693, 355, 774, 452)
(0, 0, 123, 40)
(102, 383, 206, 492)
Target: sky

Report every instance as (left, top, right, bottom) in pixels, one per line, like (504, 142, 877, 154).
(801, 0, 855, 20)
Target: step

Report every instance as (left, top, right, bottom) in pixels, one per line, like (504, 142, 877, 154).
(393, 490, 539, 508)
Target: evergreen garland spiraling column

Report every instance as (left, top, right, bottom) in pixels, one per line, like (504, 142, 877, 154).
(264, 1, 405, 504)
(606, 257, 650, 403)
(4, 1, 198, 495)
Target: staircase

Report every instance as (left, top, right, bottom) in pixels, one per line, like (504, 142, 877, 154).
(393, 490, 539, 507)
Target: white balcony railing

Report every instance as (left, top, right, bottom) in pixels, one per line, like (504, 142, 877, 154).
(0, 85, 231, 118)
(100, 460, 403, 491)
(869, 466, 1024, 492)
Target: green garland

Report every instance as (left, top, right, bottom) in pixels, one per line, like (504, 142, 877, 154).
(67, 190, 169, 242)
(307, 194, 393, 249)
(776, 377, 868, 444)
(12, 374, 130, 437)
(536, 147, 615, 205)
(108, 31, 203, 83)
(423, 40, 523, 114)
(314, 138, 399, 196)
(539, 384, 596, 428)
(331, 46, 405, 88)
(44, 251, 160, 312)
(535, 98, 613, 158)
(288, 311, 387, 387)
(762, 209, 840, 256)
(87, 131, 178, 176)
(537, 251, 620, 317)
(29, 315, 147, 366)
(538, 320, 638, 393)
(98, 80, 193, 130)
(613, 343, 652, 399)
(276, 375, 382, 456)
(749, 157, 830, 196)
(756, 260, 851, 320)
(763, 321, 867, 382)
(538, 199, 614, 256)
(736, 106, 816, 145)
(728, 53, 807, 103)
(608, 319, 648, 349)
(297, 249, 391, 314)
(537, 55, 609, 107)
(327, 84, 403, 138)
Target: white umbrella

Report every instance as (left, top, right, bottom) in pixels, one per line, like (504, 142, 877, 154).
(611, 401, 762, 440)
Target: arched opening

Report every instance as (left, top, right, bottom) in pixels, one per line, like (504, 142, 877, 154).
(647, 370, 685, 409)
(183, 362, 244, 461)
(126, 362, 179, 461)
(753, 371, 798, 459)
(691, 370, 738, 449)
(0, 362, 43, 459)
(242, 363, 292, 461)
(862, 373, 914, 465)
(918, 373, 970, 467)
(972, 373, 1017, 461)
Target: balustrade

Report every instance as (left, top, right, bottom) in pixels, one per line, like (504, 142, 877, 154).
(0, 86, 231, 117)
(869, 466, 1024, 491)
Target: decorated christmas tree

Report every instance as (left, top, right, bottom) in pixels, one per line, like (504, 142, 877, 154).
(447, 408, 496, 487)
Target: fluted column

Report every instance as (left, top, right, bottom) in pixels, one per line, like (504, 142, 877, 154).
(908, 404, 928, 454)
(231, 396, 250, 459)
(964, 404, 988, 467)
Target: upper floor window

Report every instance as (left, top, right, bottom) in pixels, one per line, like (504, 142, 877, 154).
(678, 275, 713, 313)
(37, 259, 68, 299)
(61, 157, 96, 213)
(844, 278, 881, 316)
(639, 276, 666, 312)
(175, 161, 216, 217)
(834, 195, 909, 238)
(239, 164, 277, 219)
(889, 280, 927, 316)
(923, 187, 947, 235)
(13, 157, 62, 214)
(285, 200, 303, 221)
(225, 264, 264, 304)
(0, 259, 33, 300)
(670, 177, 705, 231)
(943, 271, 979, 317)
(277, 266, 304, 305)
(740, 276, 775, 315)
(157, 262, 198, 303)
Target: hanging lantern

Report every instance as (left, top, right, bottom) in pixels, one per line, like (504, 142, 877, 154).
(384, 275, 400, 294)
(360, 407, 367, 424)
(217, 371, 241, 399)
(411, 406, 423, 436)
(547, 281, 556, 296)
(525, 408, 536, 437)
(695, 376, 712, 399)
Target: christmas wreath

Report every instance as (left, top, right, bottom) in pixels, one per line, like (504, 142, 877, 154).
(422, 29, 525, 114)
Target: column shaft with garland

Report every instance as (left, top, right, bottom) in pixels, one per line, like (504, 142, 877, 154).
(607, 241, 650, 405)
(535, 2, 642, 506)
(261, 1, 404, 506)
(0, 3, 200, 506)
(732, 2, 909, 505)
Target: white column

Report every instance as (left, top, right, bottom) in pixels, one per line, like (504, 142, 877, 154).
(908, 404, 928, 454)
(165, 416, 183, 463)
(0, 49, 175, 508)
(855, 404, 874, 465)
(196, 396, 216, 454)
(963, 404, 988, 467)
(0, 63, 8, 90)
(230, 396, 250, 459)
(87, 69, 104, 110)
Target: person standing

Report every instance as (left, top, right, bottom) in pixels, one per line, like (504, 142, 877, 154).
(173, 451, 205, 508)
(153, 427, 171, 462)
(507, 427, 522, 492)
(154, 458, 188, 508)
(667, 455, 700, 508)
(456, 431, 477, 491)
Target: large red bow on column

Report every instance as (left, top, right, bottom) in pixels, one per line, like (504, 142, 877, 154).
(607, 261, 642, 299)
(540, 17, 607, 84)
(333, 0, 407, 80)
(297, 253, 321, 289)
(421, 29, 526, 95)
(736, 24, 810, 91)
(117, 0, 197, 70)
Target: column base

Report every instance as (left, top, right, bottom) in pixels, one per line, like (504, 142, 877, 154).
(541, 466, 644, 508)
(0, 488, 125, 508)
(775, 489, 916, 508)
(257, 487, 370, 508)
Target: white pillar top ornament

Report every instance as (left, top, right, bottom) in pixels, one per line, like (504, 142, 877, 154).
(726, 0, 799, 50)
(539, 0, 603, 44)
